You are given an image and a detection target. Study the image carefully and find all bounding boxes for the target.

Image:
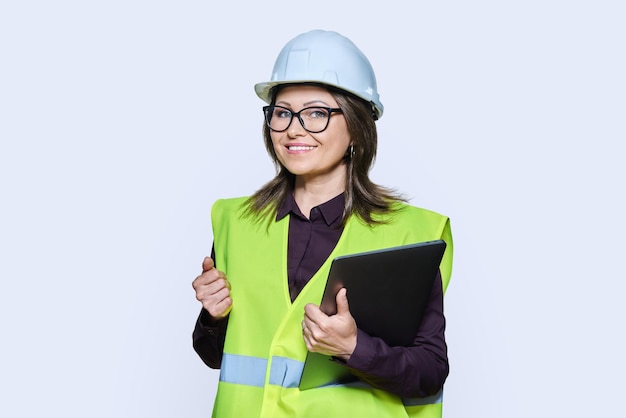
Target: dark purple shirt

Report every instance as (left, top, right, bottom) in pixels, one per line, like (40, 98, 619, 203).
(280, 193, 345, 302)
(192, 194, 449, 398)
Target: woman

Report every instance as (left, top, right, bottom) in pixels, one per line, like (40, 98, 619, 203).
(192, 29, 453, 418)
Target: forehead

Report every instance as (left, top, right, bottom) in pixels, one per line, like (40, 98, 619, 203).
(274, 85, 337, 105)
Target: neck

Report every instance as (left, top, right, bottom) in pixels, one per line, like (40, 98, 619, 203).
(293, 174, 345, 218)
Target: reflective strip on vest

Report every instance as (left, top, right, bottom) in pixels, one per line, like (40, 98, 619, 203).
(220, 353, 267, 387)
(220, 354, 304, 388)
(268, 356, 304, 388)
(219, 353, 442, 406)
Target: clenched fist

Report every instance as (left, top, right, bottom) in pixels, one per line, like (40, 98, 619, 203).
(192, 257, 232, 319)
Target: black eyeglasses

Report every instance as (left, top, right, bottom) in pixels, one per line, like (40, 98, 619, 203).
(263, 105, 343, 133)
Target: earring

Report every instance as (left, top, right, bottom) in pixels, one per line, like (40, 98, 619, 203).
(345, 145, 355, 161)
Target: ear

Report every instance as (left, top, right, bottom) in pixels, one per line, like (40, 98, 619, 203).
(344, 144, 354, 161)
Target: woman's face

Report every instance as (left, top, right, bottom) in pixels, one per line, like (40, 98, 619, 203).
(270, 85, 351, 185)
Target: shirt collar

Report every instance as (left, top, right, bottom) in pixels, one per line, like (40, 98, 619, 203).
(276, 192, 345, 227)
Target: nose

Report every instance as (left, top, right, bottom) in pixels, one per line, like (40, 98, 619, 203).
(287, 115, 307, 137)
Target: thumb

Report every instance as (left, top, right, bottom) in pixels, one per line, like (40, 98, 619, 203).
(202, 257, 214, 272)
(335, 288, 350, 316)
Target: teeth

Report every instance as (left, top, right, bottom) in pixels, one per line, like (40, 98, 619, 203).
(288, 146, 315, 151)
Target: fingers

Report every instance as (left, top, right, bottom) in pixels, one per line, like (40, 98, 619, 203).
(193, 260, 226, 289)
(196, 280, 232, 318)
(202, 256, 214, 272)
(302, 307, 325, 345)
(335, 288, 350, 315)
(301, 321, 313, 351)
(302, 315, 336, 355)
(194, 276, 230, 301)
(193, 257, 232, 318)
(302, 291, 357, 359)
(207, 292, 233, 319)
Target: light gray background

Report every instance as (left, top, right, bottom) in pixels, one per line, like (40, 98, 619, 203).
(1, 1, 624, 417)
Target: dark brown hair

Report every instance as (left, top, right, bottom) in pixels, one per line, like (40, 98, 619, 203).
(245, 85, 405, 226)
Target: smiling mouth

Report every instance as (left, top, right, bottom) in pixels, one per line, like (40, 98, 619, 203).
(287, 145, 315, 151)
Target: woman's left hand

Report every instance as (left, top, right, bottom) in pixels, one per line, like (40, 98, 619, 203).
(302, 288, 357, 361)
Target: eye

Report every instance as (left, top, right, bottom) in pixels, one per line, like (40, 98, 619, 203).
(274, 107, 292, 118)
(304, 107, 330, 119)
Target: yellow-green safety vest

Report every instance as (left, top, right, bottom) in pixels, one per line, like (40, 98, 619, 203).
(211, 197, 453, 418)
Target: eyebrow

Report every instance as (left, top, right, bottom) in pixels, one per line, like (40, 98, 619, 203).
(275, 99, 333, 108)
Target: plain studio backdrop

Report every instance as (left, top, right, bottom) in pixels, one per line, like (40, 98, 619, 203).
(1, 1, 624, 417)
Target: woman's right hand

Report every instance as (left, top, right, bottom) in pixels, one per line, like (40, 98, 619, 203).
(192, 257, 232, 319)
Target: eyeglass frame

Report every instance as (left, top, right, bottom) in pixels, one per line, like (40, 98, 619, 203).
(262, 105, 343, 134)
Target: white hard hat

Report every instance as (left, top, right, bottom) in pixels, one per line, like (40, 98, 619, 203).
(254, 30, 384, 119)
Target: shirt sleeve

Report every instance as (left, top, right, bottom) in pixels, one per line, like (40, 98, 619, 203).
(192, 308, 228, 369)
(344, 270, 449, 398)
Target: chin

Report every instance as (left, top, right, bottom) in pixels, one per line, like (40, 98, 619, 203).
(282, 163, 315, 177)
